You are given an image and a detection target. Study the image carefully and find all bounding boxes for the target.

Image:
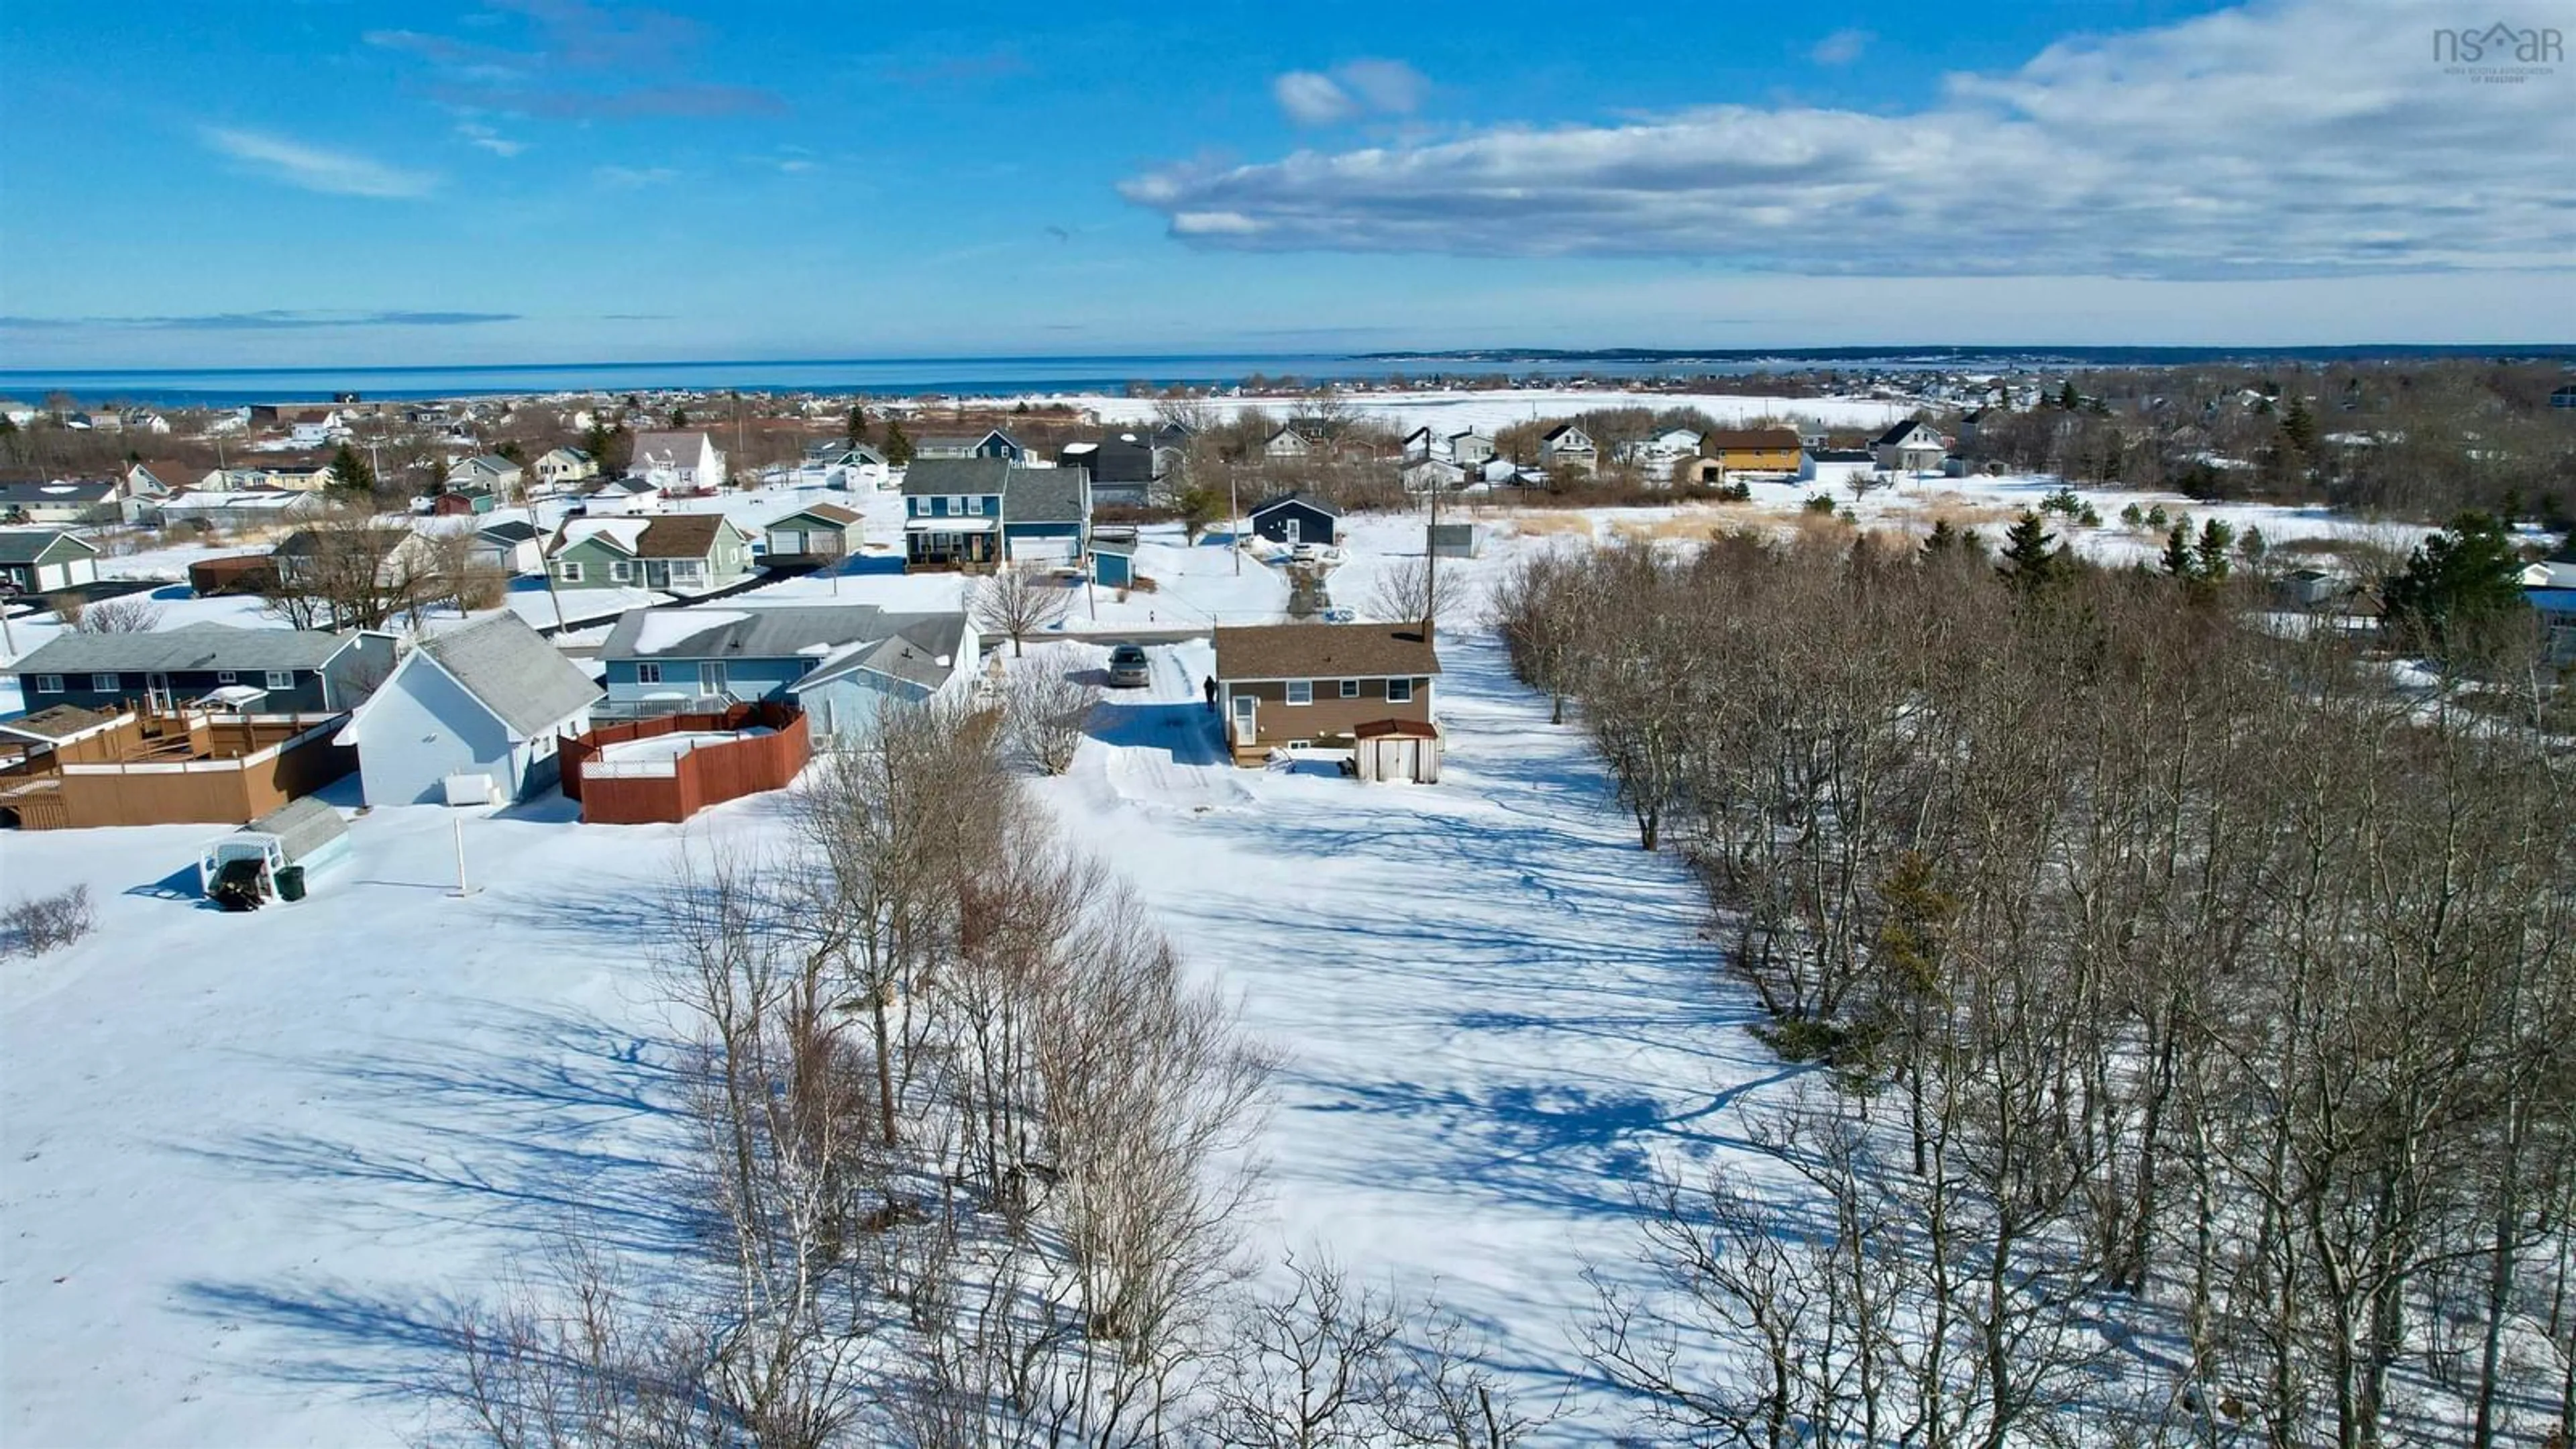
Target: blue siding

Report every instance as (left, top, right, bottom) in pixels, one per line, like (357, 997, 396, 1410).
(1093, 551, 1134, 588)
(604, 655, 818, 704)
(792, 672, 933, 739)
(14, 667, 331, 716)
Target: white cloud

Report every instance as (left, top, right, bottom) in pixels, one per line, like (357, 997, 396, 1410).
(455, 122, 527, 158)
(593, 164, 680, 188)
(199, 127, 436, 199)
(1131, 0, 2576, 279)
(1334, 58, 1428, 115)
(1273, 71, 1358, 126)
(1273, 58, 1431, 126)
(1811, 28, 1872, 66)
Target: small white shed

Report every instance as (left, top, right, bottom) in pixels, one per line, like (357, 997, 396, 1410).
(1352, 718, 1443, 784)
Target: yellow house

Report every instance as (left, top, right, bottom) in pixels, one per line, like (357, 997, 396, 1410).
(1702, 427, 1803, 474)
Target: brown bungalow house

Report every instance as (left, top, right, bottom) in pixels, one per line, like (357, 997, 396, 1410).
(1212, 621, 1441, 772)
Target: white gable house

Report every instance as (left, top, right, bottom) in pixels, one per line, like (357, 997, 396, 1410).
(336, 612, 604, 807)
(626, 430, 727, 490)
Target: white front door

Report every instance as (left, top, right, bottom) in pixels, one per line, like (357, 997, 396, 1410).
(1282, 518, 1301, 545)
(146, 672, 174, 711)
(698, 661, 729, 697)
(1231, 691, 1257, 745)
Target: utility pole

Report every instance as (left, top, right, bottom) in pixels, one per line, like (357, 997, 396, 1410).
(1228, 467, 1240, 576)
(1424, 467, 1440, 641)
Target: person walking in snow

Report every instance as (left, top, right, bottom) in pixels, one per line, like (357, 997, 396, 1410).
(1203, 676, 1218, 710)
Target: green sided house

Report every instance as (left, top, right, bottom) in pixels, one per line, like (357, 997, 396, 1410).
(0, 528, 102, 595)
(547, 515, 757, 594)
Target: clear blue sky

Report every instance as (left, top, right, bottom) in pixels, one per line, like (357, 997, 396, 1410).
(3, 0, 2569, 366)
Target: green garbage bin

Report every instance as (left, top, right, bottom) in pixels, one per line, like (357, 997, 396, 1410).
(274, 865, 307, 902)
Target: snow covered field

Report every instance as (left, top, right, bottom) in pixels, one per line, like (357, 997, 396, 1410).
(1, 615, 1778, 1444)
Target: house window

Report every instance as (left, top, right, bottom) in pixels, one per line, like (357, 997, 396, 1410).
(672, 560, 702, 583)
(610, 560, 633, 582)
(33, 674, 62, 694)
(217, 671, 239, 685)
(92, 673, 120, 693)
(532, 733, 555, 759)
(967, 494, 984, 515)
(266, 670, 295, 690)
(1285, 680, 1312, 706)
(635, 662, 663, 686)
(559, 561, 584, 583)
(1387, 678, 1415, 704)
(1338, 679, 1358, 699)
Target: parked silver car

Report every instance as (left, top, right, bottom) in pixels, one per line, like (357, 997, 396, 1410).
(1107, 643, 1150, 688)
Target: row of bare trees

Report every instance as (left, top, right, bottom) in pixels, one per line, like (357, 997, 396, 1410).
(258, 509, 507, 632)
(1499, 533, 2576, 1445)
(439, 692, 1538, 1446)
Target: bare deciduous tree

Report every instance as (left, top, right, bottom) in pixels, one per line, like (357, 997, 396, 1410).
(972, 563, 1072, 657)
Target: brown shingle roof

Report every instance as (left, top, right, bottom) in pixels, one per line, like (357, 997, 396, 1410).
(1214, 623, 1442, 682)
(781, 501, 861, 527)
(634, 515, 735, 559)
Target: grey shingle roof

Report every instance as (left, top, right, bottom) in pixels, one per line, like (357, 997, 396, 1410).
(476, 520, 542, 545)
(900, 457, 1010, 496)
(416, 613, 602, 737)
(0, 528, 98, 564)
(1002, 466, 1087, 524)
(1249, 490, 1344, 518)
(1, 623, 356, 676)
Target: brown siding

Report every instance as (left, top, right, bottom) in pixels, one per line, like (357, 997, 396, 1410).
(563, 701, 812, 824)
(1230, 676, 1432, 757)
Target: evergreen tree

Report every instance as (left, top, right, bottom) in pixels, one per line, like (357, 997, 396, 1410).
(2279, 394, 2318, 453)
(1998, 510, 2066, 594)
(582, 420, 612, 462)
(882, 420, 915, 466)
(329, 441, 376, 494)
(496, 439, 527, 464)
(2237, 525, 2269, 569)
(845, 407, 869, 445)
(1922, 519, 1961, 555)
(670, 407, 689, 429)
(2192, 518, 2236, 581)
(2057, 380, 2080, 411)
(2160, 524, 2195, 579)
(2381, 511, 2529, 659)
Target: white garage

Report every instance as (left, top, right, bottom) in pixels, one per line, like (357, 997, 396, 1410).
(1006, 534, 1079, 568)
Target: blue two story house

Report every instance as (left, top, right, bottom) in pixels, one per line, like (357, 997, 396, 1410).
(901, 458, 1091, 572)
(596, 603, 977, 737)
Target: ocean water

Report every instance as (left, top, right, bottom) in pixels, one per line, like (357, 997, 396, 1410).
(0, 353, 1776, 409)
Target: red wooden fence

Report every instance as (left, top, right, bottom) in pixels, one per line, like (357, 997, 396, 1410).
(561, 701, 812, 824)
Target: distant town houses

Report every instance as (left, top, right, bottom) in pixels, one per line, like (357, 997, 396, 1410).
(577, 476, 663, 515)
(548, 514, 758, 593)
(795, 441, 891, 490)
(625, 430, 727, 491)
